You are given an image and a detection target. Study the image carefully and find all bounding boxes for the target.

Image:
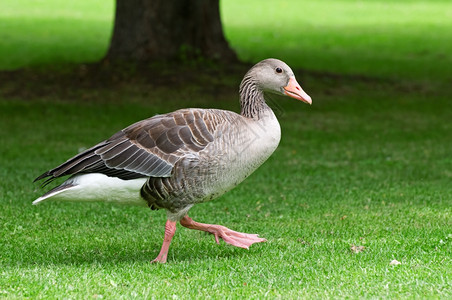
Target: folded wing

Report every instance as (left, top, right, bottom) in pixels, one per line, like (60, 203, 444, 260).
(35, 108, 228, 185)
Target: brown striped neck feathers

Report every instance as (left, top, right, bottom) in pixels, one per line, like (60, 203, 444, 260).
(239, 72, 268, 119)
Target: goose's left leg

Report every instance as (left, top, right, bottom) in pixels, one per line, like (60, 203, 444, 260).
(179, 215, 266, 249)
(151, 219, 176, 263)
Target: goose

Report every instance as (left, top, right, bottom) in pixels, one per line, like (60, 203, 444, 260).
(33, 58, 312, 263)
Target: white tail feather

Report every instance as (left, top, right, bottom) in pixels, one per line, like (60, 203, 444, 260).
(33, 173, 148, 207)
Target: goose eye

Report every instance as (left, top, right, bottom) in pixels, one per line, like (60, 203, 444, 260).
(275, 67, 283, 74)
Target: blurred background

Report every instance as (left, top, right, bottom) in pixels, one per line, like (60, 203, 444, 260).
(1, 0, 451, 83)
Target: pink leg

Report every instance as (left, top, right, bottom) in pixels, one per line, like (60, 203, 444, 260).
(179, 216, 266, 249)
(151, 219, 176, 263)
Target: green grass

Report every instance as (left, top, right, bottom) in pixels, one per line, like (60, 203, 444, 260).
(1, 84, 450, 298)
(1, 0, 451, 298)
(0, 0, 113, 69)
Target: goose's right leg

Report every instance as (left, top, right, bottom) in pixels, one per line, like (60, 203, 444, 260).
(179, 215, 266, 249)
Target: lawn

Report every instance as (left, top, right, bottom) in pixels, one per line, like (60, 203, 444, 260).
(0, 0, 451, 298)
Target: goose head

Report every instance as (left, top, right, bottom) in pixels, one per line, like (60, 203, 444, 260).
(244, 58, 312, 105)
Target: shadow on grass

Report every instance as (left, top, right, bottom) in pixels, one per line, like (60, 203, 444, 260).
(0, 61, 250, 101)
(0, 61, 447, 107)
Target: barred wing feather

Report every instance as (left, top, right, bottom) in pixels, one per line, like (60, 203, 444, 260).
(34, 109, 228, 184)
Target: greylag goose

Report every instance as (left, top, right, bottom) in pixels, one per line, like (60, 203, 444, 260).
(33, 58, 312, 263)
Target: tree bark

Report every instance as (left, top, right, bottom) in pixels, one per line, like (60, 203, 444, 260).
(105, 0, 237, 62)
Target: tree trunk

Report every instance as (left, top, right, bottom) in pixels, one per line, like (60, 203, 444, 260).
(105, 0, 237, 62)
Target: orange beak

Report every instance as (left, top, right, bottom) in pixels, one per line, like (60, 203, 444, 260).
(283, 77, 312, 105)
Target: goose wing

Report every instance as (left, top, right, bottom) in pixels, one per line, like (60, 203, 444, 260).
(35, 108, 233, 185)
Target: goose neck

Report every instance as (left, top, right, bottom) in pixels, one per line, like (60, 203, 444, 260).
(239, 76, 269, 119)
